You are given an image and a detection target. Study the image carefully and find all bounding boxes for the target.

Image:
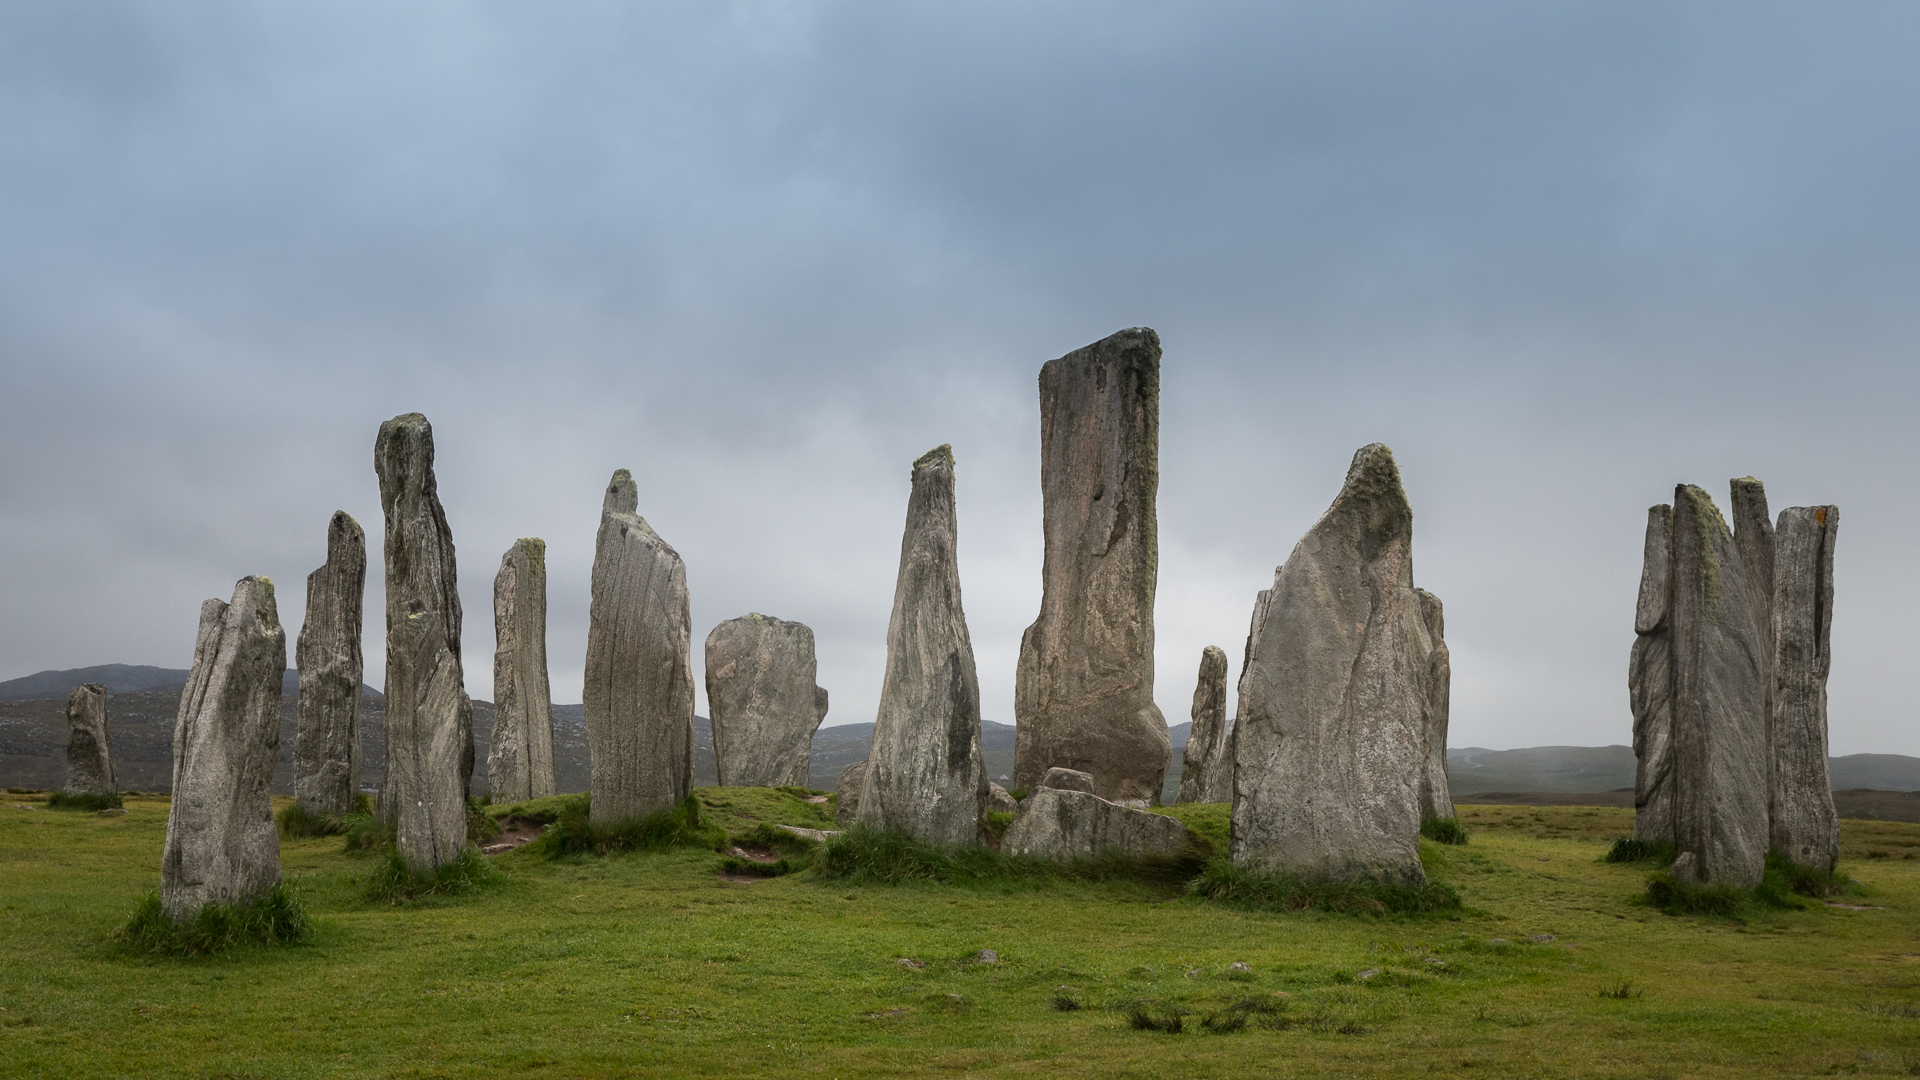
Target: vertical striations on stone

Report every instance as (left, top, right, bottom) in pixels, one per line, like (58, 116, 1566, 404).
(1230, 444, 1432, 887)
(1013, 328, 1171, 804)
(161, 577, 285, 922)
(1415, 589, 1454, 823)
(1770, 504, 1840, 872)
(1222, 587, 1274, 806)
(385, 603, 468, 871)
(1175, 646, 1228, 804)
(857, 445, 987, 847)
(1667, 484, 1770, 888)
(1729, 478, 1776, 664)
(706, 613, 829, 788)
(293, 511, 366, 817)
(63, 683, 116, 795)
(1630, 504, 1676, 844)
(488, 538, 555, 802)
(584, 469, 695, 825)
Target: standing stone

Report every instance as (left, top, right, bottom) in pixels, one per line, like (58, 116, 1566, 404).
(1667, 484, 1770, 888)
(706, 614, 830, 788)
(857, 446, 988, 847)
(835, 760, 867, 826)
(1629, 504, 1676, 844)
(1230, 444, 1432, 887)
(1415, 589, 1455, 823)
(1730, 477, 1776, 665)
(63, 684, 116, 795)
(161, 577, 285, 922)
(1769, 504, 1840, 872)
(1014, 328, 1171, 804)
(1175, 646, 1228, 804)
(584, 468, 695, 825)
(385, 603, 469, 872)
(293, 511, 366, 817)
(488, 538, 556, 803)
(1221, 588, 1275, 806)
(374, 413, 470, 822)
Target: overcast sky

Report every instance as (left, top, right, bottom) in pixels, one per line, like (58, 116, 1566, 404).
(3, 2, 1916, 755)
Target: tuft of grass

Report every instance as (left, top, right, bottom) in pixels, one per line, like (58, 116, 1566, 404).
(276, 801, 346, 838)
(467, 797, 502, 843)
(1600, 981, 1643, 1000)
(1126, 1005, 1185, 1033)
(981, 810, 1015, 846)
(1605, 837, 1677, 864)
(1644, 872, 1747, 916)
(340, 813, 394, 853)
(812, 825, 1205, 889)
(1421, 817, 1469, 845)
(363, 845, 499, 903)
(1186, 856, 1463, 916)
(1051, 995, 1082, 1012)
(112, 885, 312, 957)
(532, 794, 726, 859)
(47, 790, 122, 812)
(1201, 997, 1284, 1033)
(1766, 850, 1852, 898)
(1645, 851, 1841, 917)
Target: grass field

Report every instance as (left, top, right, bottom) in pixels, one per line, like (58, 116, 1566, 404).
(4, 791, 1919, 1078)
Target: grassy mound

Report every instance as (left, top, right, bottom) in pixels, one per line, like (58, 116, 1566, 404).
(531, 794, 725, 858)
(1642, 851, 1857, 917)
(1185, 856, 1464, 915)
(363, 846, 500, 903)
(113, 885, 312, 957)
(814, 825, 1206, 889)
(47, 790, 122, 812)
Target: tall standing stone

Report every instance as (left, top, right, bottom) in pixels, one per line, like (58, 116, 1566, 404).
(584, 469, 695, 825)
(706, 614, 829, 788)
(63, 683, 116, 795)
(1629, 504, 1676, 844)
(161, 577, 285, 922)
(385, 603, 468, 872)
(1175, 646, 1228, 804)
(1230, 444, 1432, 887)
(857, 445, 987, 847)
(293, 511, 366, 817)
(1014, 328, 1170, 804)
(1415, 588, 1455, 823)
(1769, 504, 1840, 872)
(488, 538, 556, 803)
(1730, 477, 1776, 664)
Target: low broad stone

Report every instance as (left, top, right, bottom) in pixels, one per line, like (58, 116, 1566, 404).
(1630, 504, 1675, 844)
(293, 510, 366, 817)
(1416, 590, 1454, 823)
(1176, 646, 1229, 805)
(988, 783, 1017, 815)
(705, 613, 829, 788)
(1040, 767, 1096, 794)
(488, 537, 556, 802)
(1769, 504, 1840, 872)
(1001, 787, 1190, 863)
(836, 761, 867, 826)
(63, 683, 116, 795)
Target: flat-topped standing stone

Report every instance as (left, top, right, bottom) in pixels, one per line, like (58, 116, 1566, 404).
(1231, 444, 1432, 887)
(584, 469, 695, 825)
(374, 413, 471, 824)
(1002, 787, 1190, 863)
(706, 614, 830, 788)
(162, 577, 285, 922)
(63, 683, 116, 795)
(1014, 328, 1171, 804)
(293, 511, 366, 817)
(1415, 589, 1454, 824)
(835, 761, 867, 826)
(1175, 646, 1229, 805)
(857, 446, 987, 847)
(1629, 504, 1676, 844)
(1770, 504, 1840, 872)
(488, 538, 556, 802)
(1667, 484, 1770, 888)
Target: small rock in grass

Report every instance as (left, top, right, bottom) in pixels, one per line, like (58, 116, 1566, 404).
(1530, 934, 1555, 943)
(1357, 969, 1381, 981)
(1424, 957, 1446, 968)
(974, 949, 1000, 965)
(1229, 961, 1252, 973)
(897, 958, 926, 969)
(98, 808, 128, 817)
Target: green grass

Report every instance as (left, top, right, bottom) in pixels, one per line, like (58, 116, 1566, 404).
(1185, 855, 1464, 915)
(111, 884, 312, 957)
(814, 825, 1206, 890)
(363, 845, 501, 904)
(45, 790, 122, 811)
(530, 794, 726, 858)
(1420, 817, 1469, 845)
(1603, 836, 1678, 864)
(274, 800, 346, 838)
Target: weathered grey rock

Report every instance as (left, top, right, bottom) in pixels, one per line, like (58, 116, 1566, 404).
(374, 413, 471, 822)
(1730, 477, 1776, 667)
(1040, 766, 1097, 794)
(161, 577, 285, 922)
(63, 684, 116, 795)
(1002, 787, 1190, 863)
(706, 613, 829, 788)
(1769, 504, 1840, 872)
(385, 603, 469, 872)
(584, 469, 695, 825)
(1667, 484, 1770, 888)
(856, 446, 988, 847)
(988, 782, 1017, 815)
(487, 538, 555, 803)
(1630, 504, 1675, 844)
(1221, 588, 1275, 806)
(1230, 444, 1431, 887)
(1014, 328, 1170, 803)
(835, 760, 867, 826)
(1416, 590, 1455, 823)
(1176, 646, 1229, 804)
(293, 511, 366, 817)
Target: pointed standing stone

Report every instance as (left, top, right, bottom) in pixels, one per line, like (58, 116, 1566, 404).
(1230, 444, 1432, 887)
(1014, 328, 1170, 804)
(1629, 504, 1676, 844)
(706, 614, 829, 788)
(161, 577, 285, 922)
(584, 469, 695, 825)
(857, 446, 987, 847)
(1175, 646, 1228, 804)
(1221, 587, 1274, 806)
(1415, 589, 1454, 823)
(63, 684, 116, 795)
(488, 538, 556, 802)
(1770, 504, 1840, 872)
(293, 511, 366, 817)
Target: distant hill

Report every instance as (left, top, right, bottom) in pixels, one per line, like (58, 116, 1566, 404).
(0, 665, 378, 702)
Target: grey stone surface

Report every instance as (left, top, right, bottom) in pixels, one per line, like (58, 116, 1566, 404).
(488, 538, 555, 803)
(857, 446, 988, 847)
(1416, 589, 1455, 823)
(385, 603, 469, 872)
(1730, 477, 1777, 672)
(1176, 646, 1229, 805)
(706, 613, 829, 788)
(584, 469, 695, 825)
(1014, 328, 1170, 804)
(1002, 786, 1189, 863)
(988, 782, 1017, 815)
(835, 760, 867, 826)
(63, 683, 116, 794)
(1230, 444, 1431, 887)
(161, 577, 285, 922)
(1667, 483, 1770, 888)
(1040, 766, 1096, 794)
(1630, 504, 1676, 844)
(1770, 504, 1840, 872)
(293, 511, 366, 817)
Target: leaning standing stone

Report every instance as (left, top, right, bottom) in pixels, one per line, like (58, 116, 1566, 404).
(488, 538, 556, 803)
(293, 511, 366, 817)
(161, 577, 285, 922)
(1629, 504, 1676, 844)
(63, 684, 116, 795)
(584, 469, 695, 825)
(705, 614, 830, 788)
(1014, 328, 1171, 803)
(857, 446, 988, 847)
(1416, 589, 1454, 824)
(1176, 646, 1229, 804)
(1769, 504, 1840, 872)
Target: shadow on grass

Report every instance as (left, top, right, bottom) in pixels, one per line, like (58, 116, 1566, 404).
(113, 885, 312, 957)
(47, 790, 122, 812)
